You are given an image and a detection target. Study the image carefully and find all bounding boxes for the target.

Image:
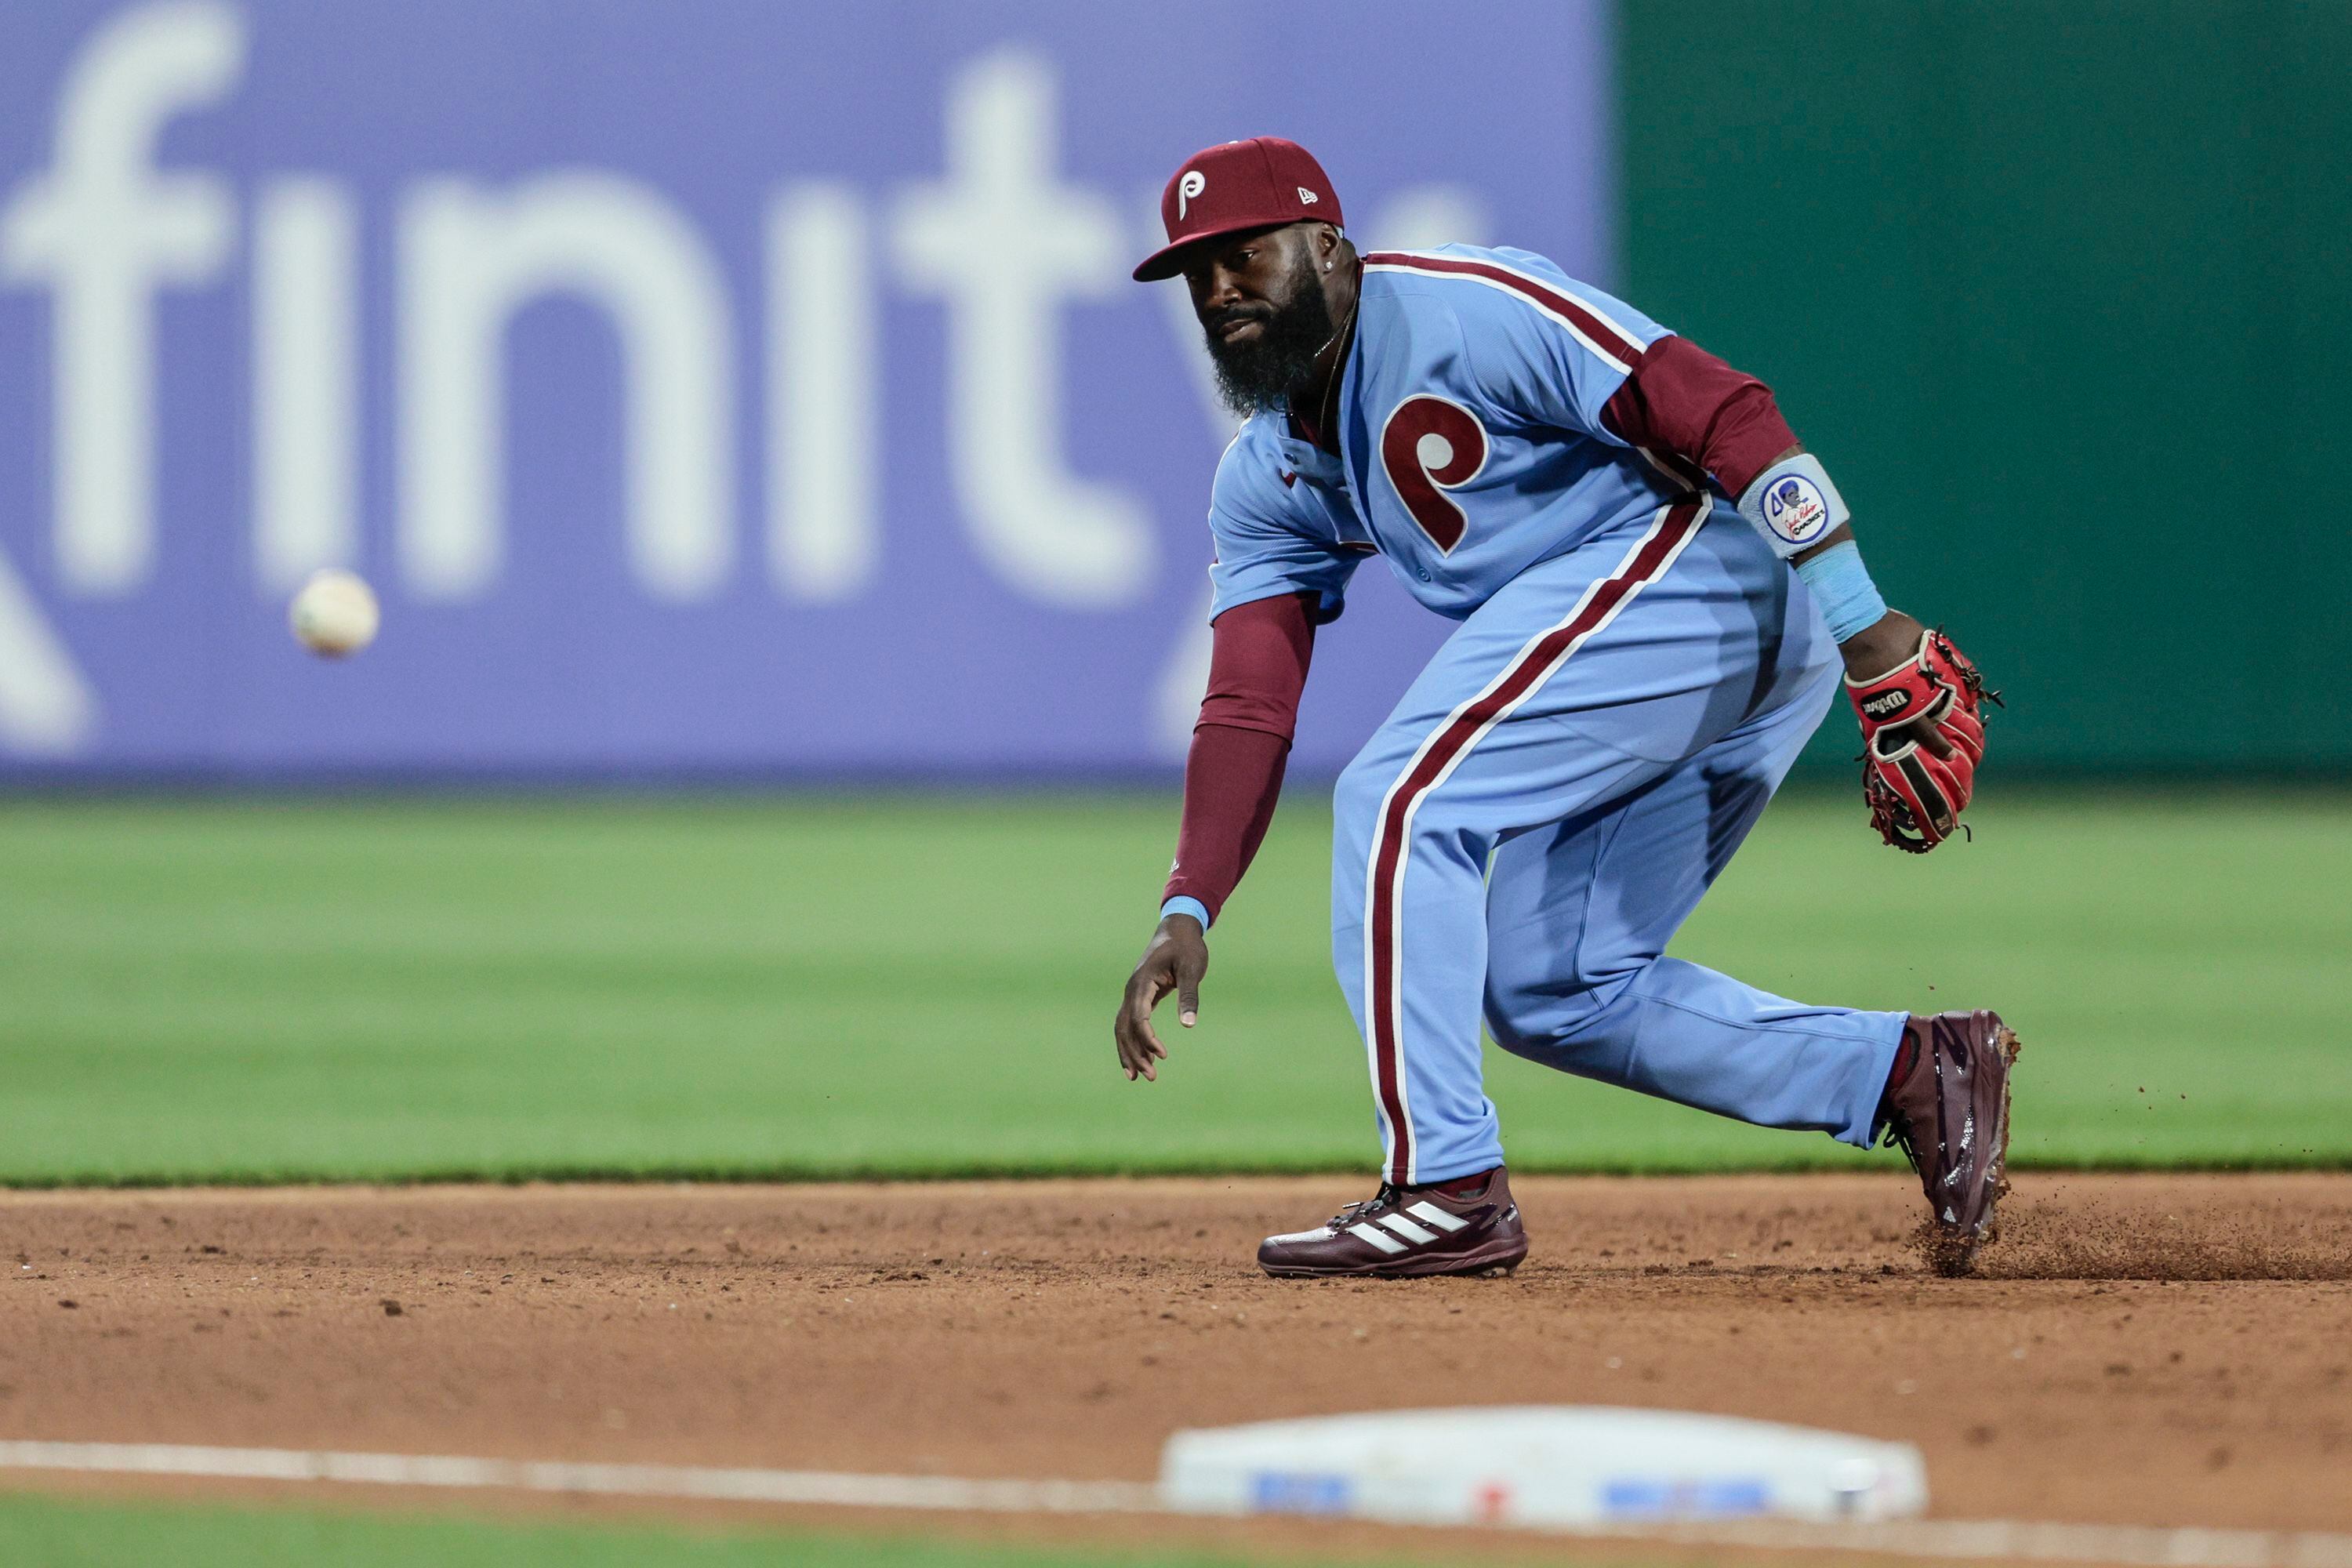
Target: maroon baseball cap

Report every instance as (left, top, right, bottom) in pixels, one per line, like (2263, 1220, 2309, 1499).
(1132, 136, 1345, 281)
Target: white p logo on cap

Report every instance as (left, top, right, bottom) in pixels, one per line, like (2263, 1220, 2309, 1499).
(1178, 169, 1207, 220)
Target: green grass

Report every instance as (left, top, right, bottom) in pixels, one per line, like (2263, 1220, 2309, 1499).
(0, 788, 2343, 1185)
(0, 1491, 1691, 1568)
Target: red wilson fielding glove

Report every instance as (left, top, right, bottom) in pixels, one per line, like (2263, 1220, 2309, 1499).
(1845, 630, 1998, 853)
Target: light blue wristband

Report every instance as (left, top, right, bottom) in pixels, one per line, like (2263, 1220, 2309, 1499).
(1160, 896, 1211, 931)
(1793, 540, 1889, 644)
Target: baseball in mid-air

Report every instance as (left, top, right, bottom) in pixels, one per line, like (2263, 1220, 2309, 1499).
(288, 568, 380, 658)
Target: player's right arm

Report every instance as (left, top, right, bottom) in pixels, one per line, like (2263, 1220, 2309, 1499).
(1115, 434, 1360, 1083)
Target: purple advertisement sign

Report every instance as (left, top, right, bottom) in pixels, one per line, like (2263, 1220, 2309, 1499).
(0, 0, 1616, 777)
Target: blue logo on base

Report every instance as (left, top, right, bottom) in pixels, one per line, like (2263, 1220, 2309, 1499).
(1247, 1471, 1356, 1514)
(1601, 1476, 1774, 1519)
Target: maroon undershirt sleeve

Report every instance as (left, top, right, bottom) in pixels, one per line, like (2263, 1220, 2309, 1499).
(1600, 333, 1802, 499)
(1160, 591, 1316, 926)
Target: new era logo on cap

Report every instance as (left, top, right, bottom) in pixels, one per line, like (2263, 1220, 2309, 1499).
(1134, 136, 1344, 281)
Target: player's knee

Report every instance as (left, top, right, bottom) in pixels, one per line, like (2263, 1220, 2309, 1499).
(1481, 969, 1579, 1060)
(1481, 997, 1545, 1058)
(1481, 960, 1646, 1066)
(1482, 956, 1560, 1054)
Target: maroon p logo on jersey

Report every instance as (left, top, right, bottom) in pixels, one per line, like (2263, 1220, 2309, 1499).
(1380, 395, 1489, 554)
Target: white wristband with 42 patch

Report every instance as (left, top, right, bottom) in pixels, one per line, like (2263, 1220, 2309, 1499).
(1737, 452, 1849, 558)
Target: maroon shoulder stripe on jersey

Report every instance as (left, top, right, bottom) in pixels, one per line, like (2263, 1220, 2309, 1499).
(1362, 250, 1647, 365)
(1363, 498, 1708, 1184)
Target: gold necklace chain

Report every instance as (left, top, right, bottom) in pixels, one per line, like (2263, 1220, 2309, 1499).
(1312, 284, 1361, 447)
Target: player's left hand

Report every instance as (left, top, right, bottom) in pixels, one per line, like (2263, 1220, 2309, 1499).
(1115, 914, 1208, 1082)
(1841, 614, 1998, 853)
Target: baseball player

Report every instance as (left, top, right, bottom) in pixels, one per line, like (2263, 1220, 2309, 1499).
(1113, 138, 2016, 1279)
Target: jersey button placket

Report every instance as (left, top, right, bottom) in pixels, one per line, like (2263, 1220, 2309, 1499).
(1331, 330, 1378, 564)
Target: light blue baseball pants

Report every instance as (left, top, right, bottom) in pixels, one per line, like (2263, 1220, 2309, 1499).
(1330, 501, 1907, 1185)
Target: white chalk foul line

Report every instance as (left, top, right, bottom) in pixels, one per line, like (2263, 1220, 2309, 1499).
(1638, 1517, 2352, 1568)
(4, 1440, 2351, 1568)
(0, 1441, 1159, 1515)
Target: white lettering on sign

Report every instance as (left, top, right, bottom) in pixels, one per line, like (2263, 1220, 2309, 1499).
(892, 48, 1152, 608)
(397, 172, 737, 602)
(254, 176, 360, 592)
(0, 551, 96, 756)
(768, 183, 879, 604)
(0, 6, 1524, 757)
(0, 0, 243, 597)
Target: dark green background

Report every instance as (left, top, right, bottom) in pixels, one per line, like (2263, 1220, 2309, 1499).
(1620, 0, 2350, 770)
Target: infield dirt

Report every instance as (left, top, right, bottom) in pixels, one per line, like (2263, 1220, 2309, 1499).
(3, 1174, 2348, 1552)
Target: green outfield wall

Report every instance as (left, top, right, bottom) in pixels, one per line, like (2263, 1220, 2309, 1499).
(1621, 0, 2351, 771)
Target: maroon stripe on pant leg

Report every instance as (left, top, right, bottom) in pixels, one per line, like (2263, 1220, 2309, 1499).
(1365, 500, 1705, 1184)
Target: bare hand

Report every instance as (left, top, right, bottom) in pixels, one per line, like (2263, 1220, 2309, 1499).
(1114, 914, 1208, 1082)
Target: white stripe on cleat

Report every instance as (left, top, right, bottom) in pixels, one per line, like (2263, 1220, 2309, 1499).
(1403, 1200, 1469, 1232)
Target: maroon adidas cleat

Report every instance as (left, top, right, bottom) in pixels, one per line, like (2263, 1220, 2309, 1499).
(1257, 1167, 1529, 1279)
(1879, 1009, 2022, 1276)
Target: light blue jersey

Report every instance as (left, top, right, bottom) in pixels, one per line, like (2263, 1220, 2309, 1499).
(1193, 243, 1907, 1190)
(1208, 245, 1686, 623)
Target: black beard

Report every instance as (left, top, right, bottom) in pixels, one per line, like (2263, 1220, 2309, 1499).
(1201, 252, 1337, 419)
